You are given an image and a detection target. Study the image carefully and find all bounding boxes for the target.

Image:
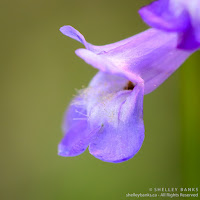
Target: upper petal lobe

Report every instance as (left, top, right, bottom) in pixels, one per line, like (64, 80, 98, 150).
(139, 0, 200, 50)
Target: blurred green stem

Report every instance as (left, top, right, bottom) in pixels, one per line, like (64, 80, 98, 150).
(180, 51, 200, 186)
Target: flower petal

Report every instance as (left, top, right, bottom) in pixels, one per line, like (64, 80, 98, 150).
(60, 25, 164, 54)
(58, 123, 101, 157)
(77, 72, 133, 122)
(61, 26, 192, 94)
(58, 98, 101, 157)
(58, 121, 88, 157)
(139, 0, 189, 32)
(139, 0, 200, 50)
(75, 29, 191, 94)
(60, 25, 91, 49)
(62, 97, 87, 133)
(89, 83, 145, 163)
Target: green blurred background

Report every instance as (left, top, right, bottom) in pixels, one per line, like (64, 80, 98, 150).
(1, 0, 199, 200)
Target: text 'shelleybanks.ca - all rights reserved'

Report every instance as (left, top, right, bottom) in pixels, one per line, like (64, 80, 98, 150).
(126, 187, 198, 198)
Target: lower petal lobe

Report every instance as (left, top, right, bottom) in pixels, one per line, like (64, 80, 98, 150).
(59, 98, 100, 157)
(89, 82, 145, 163)
(58, 120, 89, 157)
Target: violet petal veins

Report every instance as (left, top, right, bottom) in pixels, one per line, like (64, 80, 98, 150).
(139, 0, 200, 50)
(58, 24, 194, 162)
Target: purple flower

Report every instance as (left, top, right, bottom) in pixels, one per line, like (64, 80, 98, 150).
(139, 0, 200, 50)
(58, 26, 191, 163)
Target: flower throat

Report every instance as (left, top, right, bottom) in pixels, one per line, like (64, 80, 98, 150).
(124, 81, 135, 90)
